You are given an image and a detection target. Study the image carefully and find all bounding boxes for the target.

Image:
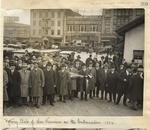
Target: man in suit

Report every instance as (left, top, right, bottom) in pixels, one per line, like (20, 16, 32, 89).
(57, 64, 70, 103)
(99, 64, 110, 100)
(115, 65, 130, 106)
(43, 62, 57, 106)
(86, 61, 96, 99)
(29, 61, 45, 108)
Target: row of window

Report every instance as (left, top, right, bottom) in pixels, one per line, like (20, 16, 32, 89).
(33, 29, 61, 35)
(32, 11, 62, 19)
(5, 30, 28, 35)
(33, 20, 61, 27)
(67, 25, 99, 32)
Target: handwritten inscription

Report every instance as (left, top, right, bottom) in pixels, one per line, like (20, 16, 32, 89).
(4, 118, 115, 127)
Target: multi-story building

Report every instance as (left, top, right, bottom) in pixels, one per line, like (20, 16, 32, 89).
(101, 9, 144, 46)
(65, 15, 102, 47)
(30, 9, 80, 45)
(4, 22, 30, 42)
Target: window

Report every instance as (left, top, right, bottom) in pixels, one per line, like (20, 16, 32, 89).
(52, 12, 55, 18)
(51, 21, 54, 26)
(106, 10, 111, 15)
(129, 10, 133, 15)
(33, 29, 36, 35)
(39, 12, 42, 18)
(69, 25, 72, 31)
(67, 25, 69, 31)
(39, 29, 42, 35)
(125, 10, 129, 15)
(113, 19, 117, 24)
(122, 10, 125, 15)
(51, 30, 54, 35)
(79, 25, 81, 31)
(118, 10, 121, 15)
(133, 50, 144, 60)
(57, 30, 60, 35)
(45, 29, 48, 35)
(45, 12, 48, 17)
(58, 12, 61, 18)
(33, 21, 36, 26)
(33, 12, 36, 18)
(39, 20, 42, 26)
(114, 10, 117, 15)
(81, 25, 84, 31)
(45, 20, 48, 26)
(117, 19, 121, 25)
(105, 28, 110, 34)
(136, 9, 142, 16)
(105, 19, 110, 25)
(58, 21, 61, 26)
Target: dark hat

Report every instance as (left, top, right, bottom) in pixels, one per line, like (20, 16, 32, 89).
(101, 56, 104, 59)
(77, 55, 81, 59)
(9, 60, 16, 66)
(61, 63, 66, 67)
(46, 62, 52, 66)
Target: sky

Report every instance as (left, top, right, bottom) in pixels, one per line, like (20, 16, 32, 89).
(4, 9, 102, 25)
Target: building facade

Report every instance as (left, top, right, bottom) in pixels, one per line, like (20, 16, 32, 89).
(4, 22, 30, 42)
(116, 15, 144, 64)
(101, 9, 144, 46)
(65, 15, 102, 47)
(30, 9, 80, 45)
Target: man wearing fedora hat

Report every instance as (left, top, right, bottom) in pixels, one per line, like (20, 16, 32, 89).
(19, 63, 30, 106)
(29, 61, 45, 108)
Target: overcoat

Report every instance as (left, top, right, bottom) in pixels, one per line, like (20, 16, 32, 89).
(43, 69, 56, 95)
(95, 67, 101, 88)
(86, 67, 96, 91)
(3, 70, 9, 101)
(99, 69, 110, 91)
(29, 68, 45, 97)
(19, 70, 30, 97)
(9, 69, 21, 97)
(68, 67, 78, 90)
(105, 71, 118, 93)
(116, 69, 129, 95)
(130, 73, 144, 101)
(56, 70, 69, 95)
(79, 69, 88, 92)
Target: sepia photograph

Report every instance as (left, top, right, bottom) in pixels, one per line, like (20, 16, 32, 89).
(3, 8, 144, 116)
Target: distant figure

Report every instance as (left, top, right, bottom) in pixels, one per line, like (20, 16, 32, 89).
(86, 54, 93, 66)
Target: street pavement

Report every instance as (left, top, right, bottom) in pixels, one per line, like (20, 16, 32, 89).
(4, 95, 142, 116)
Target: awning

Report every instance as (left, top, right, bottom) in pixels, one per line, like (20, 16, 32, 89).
(42, 37, 49, 41)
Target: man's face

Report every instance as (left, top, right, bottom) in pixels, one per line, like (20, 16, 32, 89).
(89, 64, 92, 68)
(82, 66, 86, 70)
(47, 66, 52, 70)
(104, 67, 108, 71)
(111, 68, 115, 72)
(23, 67, 27, 71)
(34, 63, 38, 68)
(95, 63, 99, 68)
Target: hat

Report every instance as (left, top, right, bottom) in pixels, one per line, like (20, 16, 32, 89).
(77, 55, 81, 59)
(101, 56, 104, 59)
(9, 60, 16, 66)
(61, 63, 66, 67)
(46, 62, 52, 67)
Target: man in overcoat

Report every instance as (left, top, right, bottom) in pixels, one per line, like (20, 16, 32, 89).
(29, 61, 45, 108)
(56, 64, 69, 103)
(86, 61, 96, 99)
(43, 62, 57, 106)
(19, 63, 30, 106)
(68, 63, 78, 101)
(9, 60, 21, 108)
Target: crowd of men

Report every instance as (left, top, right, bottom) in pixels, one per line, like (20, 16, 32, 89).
(3, 52, 144, 112)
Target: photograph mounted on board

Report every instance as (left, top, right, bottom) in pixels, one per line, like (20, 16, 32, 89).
(3, 8, 144, 116)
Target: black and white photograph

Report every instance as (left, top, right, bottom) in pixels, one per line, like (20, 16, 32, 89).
(3, 8, 144, 116)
